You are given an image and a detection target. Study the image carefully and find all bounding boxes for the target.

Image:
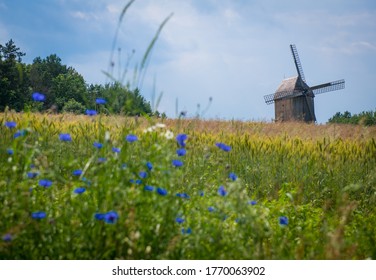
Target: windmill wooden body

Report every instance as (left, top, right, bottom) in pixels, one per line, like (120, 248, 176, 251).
(264, 44, 345, 122)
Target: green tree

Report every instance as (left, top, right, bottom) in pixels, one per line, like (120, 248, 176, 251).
(0, 39, 29, 111)
(50, 67, 88, 111)
(29, 54, 68, 109)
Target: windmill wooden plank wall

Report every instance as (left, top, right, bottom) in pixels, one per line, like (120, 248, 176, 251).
(264, 44, 345, 123)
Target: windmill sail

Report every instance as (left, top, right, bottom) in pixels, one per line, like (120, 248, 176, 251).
(311, 79, 345, 95)
(290, 44, 306, 82)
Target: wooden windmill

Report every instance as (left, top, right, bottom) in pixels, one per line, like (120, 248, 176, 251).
(264, 44, 345, 122)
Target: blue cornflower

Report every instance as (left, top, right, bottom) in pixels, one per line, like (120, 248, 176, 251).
(14, 129, 26, 138)
(85, 109, 97, 116)
(146, 162, 153, 171)
(172, 159, 183, 167)
(208, 206, 215, 212)
(279, 216, 289, 226)
(175, 217, 185, 224)
(176, 148, 186, 156)
(94, 213, 105, 221)
(6, 149, 14, 155)
(96, 98, 106, 104)
(218, 185, 227, 196)
(32, 92, 45, 102)
(104, 211, 119, 224)
(216, 142, 231, 152)
(129, 179, 142, 184)
(72, 170, 82, 176)
(74, 187, 86, 194)
(5, 121, 16, 129)
(176, 193, 190, 199)
(112, 147, 121, 153)
(144, 185, 154, 192)
(157, 187, 168, 196)
(39, 179, 52, 188)
(176, 134, 187, 147)
(59, 133, 72, 142)
(126, 134, 138, 143)
(2, 233, 12, 242)
(181, 228, 192, 234)
(98, 157, 107, 163)
(139, 171, 147, 179)
(93, 142, 103, 149)
(229, 172, 237, 181)
(248, 200, 257, 206)
(14, 131, 22, 138)
(199, 191, 204, 197)
(27, 172, 39, 179)
(31, 211, 46, 219)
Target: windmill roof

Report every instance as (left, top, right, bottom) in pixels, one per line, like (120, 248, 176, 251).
(275, 76, 309, 93)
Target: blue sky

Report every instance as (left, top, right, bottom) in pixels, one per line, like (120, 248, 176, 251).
(1, 0, 375, 122)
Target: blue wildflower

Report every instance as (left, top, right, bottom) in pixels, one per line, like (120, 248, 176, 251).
(31, 211, 46, 219)
(121, 163, 127, 169)
(279, 216, 289, 226)
(144, 185, 154, 192)
(172, 159, 183, 167)
(126, 134, 138, 143)
(229, 172, 237, 181)
(94, 213, 105, 221)
(157, 187, 168, 196)
(176, 193, 190, 199)
(39, 179, 52, 188)
(175, 217, 185, 224)
(27, 172, 39, 179)
(218, 185, 227, 196)
(248, 200, 257, 206)
(6, 149, 13, 155)
(2, 233, 12, 242)
(139, 171, 147, 179)
(5, 121, 16, 129)
(72, 170, 82, 176)
(14, 129, 26, 138)
(32, 92, 45, 102)
(146, 162, 153, 171)
(129, 179, 142, 185)
(74, 187, 86, 194)
(59, 133, 72, 142)
(208, 206, 215, 212)
(93, 142, 103, 149)
(176, 148, 186, 156)
(85, 109, 97, 116)
(181, 228, 192, 234)
(199, 191, 204, 197)
(98, 157, 107, 163)
(96, 98, 106, 104)
(176, 134, 187, 147)
(112, 147, 121, 153)
(104, 211, 119, 224)
(216, 142, 231, 152)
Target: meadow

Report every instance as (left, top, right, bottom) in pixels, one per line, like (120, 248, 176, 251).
(1, 111, 376, 260)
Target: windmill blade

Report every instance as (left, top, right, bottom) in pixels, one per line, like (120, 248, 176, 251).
(290, 44, 306, 82)
(264, 90, 303, 104)
(263, 93, 276, 104)
(311, 79, 345, 95)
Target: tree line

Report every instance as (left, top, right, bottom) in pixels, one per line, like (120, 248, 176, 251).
(0, 39, 158, 116)
(328, 110, 376, 126)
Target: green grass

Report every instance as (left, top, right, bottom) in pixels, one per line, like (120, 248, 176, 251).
(1, 112, 376, 259)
